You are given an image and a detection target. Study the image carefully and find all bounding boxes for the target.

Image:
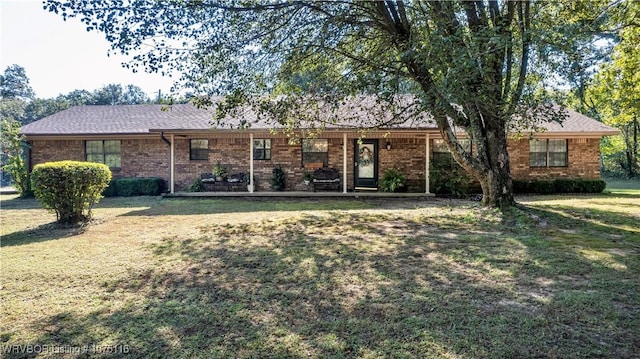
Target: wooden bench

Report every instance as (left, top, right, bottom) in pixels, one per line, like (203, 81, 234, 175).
(312, 167, 341, 192)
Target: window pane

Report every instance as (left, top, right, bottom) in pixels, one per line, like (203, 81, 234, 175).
(191, 149, 208, 160)
(264, 139, 271, 149)
(529, 139, 547, 153)
(459, 139, 471, 152)
(302, 139, 328, 152)
(86, 154, 104, 164)
(530, 153, 547, 167)
(548, 153, 567, 167)
(254, 149, 265, 160)
(529, 139, 547, 167)
(303, 152, 328, 166)
(548, 139, 567, 166)
(254, 139, 264, 149)
(191, 139, 208, 149)
(432, 139, 449, 153)
(433, 152, 455, 165)
(104, 140, 120, 154)
(86, 140, 103, 154)
(105, 154, 121, 168)
(548, 139, 567, 153)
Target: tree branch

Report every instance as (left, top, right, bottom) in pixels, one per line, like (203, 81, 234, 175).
(508, 0, 531, 115)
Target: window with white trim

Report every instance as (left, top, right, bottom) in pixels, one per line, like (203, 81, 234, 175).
(530, 139, 567, 167)
(86, 140, 121, 168)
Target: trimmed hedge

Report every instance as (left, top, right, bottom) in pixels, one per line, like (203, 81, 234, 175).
(103, 177, 167, 197)
(513, 179, 606, 194)
(30, 161, 111, 224)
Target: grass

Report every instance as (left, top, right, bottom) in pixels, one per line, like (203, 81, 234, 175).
(603, 176, 640, 195)
(1, 185, 639, 358)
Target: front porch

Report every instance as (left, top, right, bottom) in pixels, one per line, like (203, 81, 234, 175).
(163, 130, 438, 194)
(163, 191, 435, 198)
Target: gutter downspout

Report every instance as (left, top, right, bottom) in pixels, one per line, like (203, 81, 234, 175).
(343, 133, 347, 193)
(160, 132, 174, 194)
(249, 133, 254, 193)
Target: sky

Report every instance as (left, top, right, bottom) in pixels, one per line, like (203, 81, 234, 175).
(0, 0, 175, 99)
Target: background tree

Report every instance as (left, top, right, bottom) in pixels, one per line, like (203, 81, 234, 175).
(0, 65, 35, 101)
(89, 83, 150, 105)
(46, 0, 626, 207)
(588, 24, 640, 177)
(0, 119, 31, 196)
(64, 89, 93, 106)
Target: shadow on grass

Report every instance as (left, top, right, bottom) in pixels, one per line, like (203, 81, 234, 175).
(5, 206, 638, 358)
(0, 196, 42, 210)
(118, 197, 400, 217)
(0, 222, 88, 247)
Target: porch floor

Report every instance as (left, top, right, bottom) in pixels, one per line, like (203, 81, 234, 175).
(164, 191, 435, 198)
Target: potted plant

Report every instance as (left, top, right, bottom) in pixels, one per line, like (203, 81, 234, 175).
(213, 161, 227, 181)
(303, 172, 313, 186)
(271, 166, 286, 191)
(381, 168, 406, 192)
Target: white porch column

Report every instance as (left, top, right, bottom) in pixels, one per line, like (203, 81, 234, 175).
(170, 134, 175, 194)
(249, 133, 255, 193)
(425, 133, 431, 194)
(343, 133, 348, 193)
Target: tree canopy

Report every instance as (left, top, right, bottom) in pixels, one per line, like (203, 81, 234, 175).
(0, 64, 153, 125)
(45, 0, 628, 206)
(0, 65, 35, 101)
(588, 20, 640, 177)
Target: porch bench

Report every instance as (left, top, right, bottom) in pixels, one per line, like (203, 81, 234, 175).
(312, 167, 341, 192)
(201, 172, 248, 192)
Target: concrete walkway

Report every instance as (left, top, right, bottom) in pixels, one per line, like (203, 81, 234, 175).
(164, 191, 435, 198)
(0, 186, 18, 195)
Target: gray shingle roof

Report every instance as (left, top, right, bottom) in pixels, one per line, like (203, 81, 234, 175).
(20, 102, 618, 136)
(537, 108, 619, 134)
(20, 104, 216, 135)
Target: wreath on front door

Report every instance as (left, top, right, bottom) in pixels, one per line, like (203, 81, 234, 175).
(359, 146, 373, 167)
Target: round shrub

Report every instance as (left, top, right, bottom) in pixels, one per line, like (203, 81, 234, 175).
(30, 161, 112, 224)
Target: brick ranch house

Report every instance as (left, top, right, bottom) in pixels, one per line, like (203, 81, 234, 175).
(20, 103, 618, 194)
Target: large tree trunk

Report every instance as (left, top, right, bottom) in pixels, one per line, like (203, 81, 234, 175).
(478, 114, 515, 207)
(477, 129, 515, 207)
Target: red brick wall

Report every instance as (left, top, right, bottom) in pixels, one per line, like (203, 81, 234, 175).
(29, 138, 170, 184)
(508, 138, 601, 180)
(28, 134, 603, 192)
(379, 138, 427, 191)
(29, 140, 85, 165)
(120, 139, 169, 179)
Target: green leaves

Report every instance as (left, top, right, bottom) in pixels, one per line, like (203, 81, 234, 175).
(0, 118, 30, 197)
(588, 12, 640, 177)
(31, 161, 112, 224)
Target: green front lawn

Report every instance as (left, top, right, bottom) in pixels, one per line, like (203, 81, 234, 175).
(1, 190, 638, 358)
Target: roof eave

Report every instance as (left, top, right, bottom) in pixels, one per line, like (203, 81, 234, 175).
(22, 132, 158, 141)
